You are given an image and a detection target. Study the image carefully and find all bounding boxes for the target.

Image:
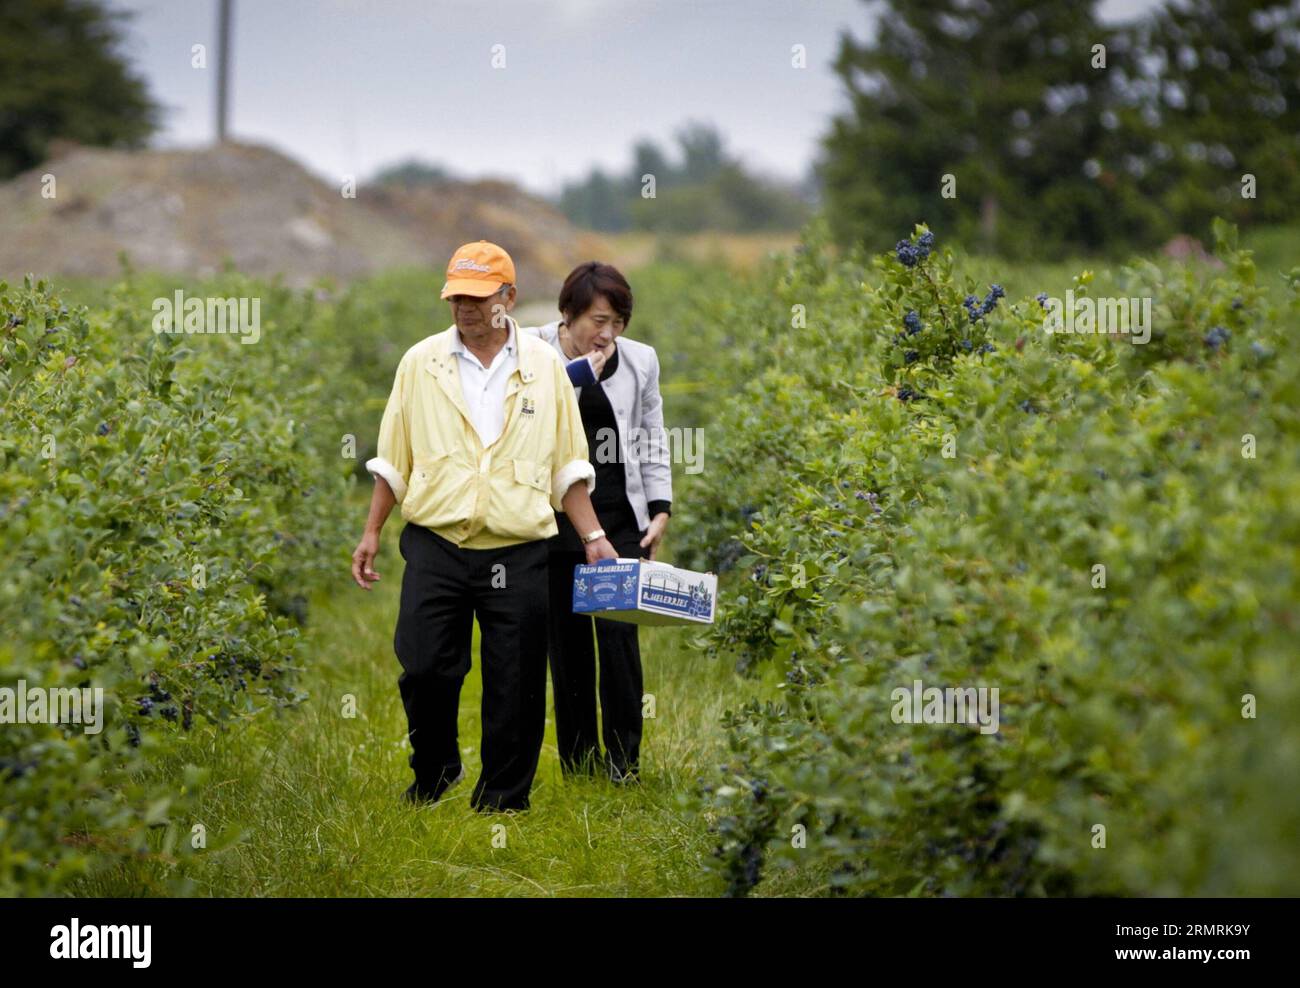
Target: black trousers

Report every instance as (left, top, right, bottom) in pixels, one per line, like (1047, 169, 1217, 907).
(546, 521, 645, 778)
(394, 523, 549, 812)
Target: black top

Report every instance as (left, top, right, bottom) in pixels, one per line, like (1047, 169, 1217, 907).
(552, 343, 671, 553)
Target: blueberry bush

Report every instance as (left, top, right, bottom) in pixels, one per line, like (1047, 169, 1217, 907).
(676, 219, 1300, 896)
(0, 272, 359, 895)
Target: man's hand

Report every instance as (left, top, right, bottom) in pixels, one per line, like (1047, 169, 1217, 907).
(352, 530, 382, 589)
(584, 536, 618, 564)
(639, 512, 670, 560)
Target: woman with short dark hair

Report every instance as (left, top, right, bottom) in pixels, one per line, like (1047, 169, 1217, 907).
(527, 261, 673, 783)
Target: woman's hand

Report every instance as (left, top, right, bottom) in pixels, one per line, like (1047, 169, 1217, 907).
(639, 513, 670, 560)
(586, 340, 616, 377)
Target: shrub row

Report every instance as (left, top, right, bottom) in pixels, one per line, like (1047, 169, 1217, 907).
(676, 219, 1300, 895)
(1, 273, 359, 895)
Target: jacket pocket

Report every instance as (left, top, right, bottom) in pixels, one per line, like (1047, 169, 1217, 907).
(411, 449, 451, 482)
(486, 457, 555, 540)
(512, 457, 550, 494)
(403, 449, 469, 528)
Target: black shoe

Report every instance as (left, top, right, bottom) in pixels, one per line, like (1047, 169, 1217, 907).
(607, 761, 641, 785)
(401, 765, 466, 806)
(471, 798, 529, 815)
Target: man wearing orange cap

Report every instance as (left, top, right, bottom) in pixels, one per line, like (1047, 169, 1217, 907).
(351, 241, 617, 813)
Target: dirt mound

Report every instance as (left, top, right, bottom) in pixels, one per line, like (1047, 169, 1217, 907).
(0, 141, 604, 294)
(366, 176, 608, 301)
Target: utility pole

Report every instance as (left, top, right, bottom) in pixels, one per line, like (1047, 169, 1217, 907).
(215, 0, 232, 142)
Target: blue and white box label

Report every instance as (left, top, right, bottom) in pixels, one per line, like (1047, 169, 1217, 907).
(572, 558, 717, 626)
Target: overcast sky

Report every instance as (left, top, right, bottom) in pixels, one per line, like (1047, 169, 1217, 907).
(106, 0, 1160, 197)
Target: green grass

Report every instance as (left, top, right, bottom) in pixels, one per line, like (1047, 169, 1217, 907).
(68, 508, 803, 897)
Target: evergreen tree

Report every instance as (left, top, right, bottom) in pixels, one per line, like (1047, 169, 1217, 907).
(0, 0, 158, 179)
(1135, 0, 1300, 231)
(821, 0, 1143, 256)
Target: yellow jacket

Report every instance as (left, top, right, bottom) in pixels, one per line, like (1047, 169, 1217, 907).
(366, 317, 595, 548)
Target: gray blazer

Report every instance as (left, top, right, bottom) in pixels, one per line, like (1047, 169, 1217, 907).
(524, 320, 673, 533)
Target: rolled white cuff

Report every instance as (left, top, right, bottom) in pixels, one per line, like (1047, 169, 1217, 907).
(366, 456, 407, 503)
(552, 458, 595, 506)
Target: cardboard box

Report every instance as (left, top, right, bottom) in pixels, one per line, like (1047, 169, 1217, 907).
(572, 558, 717, 626)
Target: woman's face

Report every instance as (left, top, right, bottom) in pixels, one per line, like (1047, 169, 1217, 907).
(564, 293, 625, 353)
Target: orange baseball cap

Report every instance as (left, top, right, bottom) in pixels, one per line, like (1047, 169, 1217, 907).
(440, 241, 517, 299)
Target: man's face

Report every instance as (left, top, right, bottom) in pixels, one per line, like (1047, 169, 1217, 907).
(448, 284, 515, 340)
(565, 294, 624, 353)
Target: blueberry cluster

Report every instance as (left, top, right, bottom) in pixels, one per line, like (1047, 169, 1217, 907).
(137, 680, 179, 722)
(895, 230, 935, 268)
(1204, 326, 1231, 350)
(904, 349, 920, 364)
(963, 284, 1006, 322)
(903, 310, 923, 335)
(978, 342, 996, 354)
(1036, 292, 1049, 308)
(855, 490, 883, 514)
(897, 386, 923, 402)
(208, 651, 250, 691)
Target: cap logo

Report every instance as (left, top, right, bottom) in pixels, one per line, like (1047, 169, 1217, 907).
(453, 258, 493, 273)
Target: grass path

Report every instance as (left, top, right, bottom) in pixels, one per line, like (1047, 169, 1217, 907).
(75, 513, 790, 897)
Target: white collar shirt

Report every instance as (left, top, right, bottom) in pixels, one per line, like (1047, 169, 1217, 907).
(449, 319, 518, 448)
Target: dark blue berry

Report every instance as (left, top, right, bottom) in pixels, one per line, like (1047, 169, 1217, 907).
(96, 422, 110, 436)
(903, 311, 923, 335)
(904, 349, 919, 364)
(1035, 292, 1049, 308)
(1204, 326, 1231, 350)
